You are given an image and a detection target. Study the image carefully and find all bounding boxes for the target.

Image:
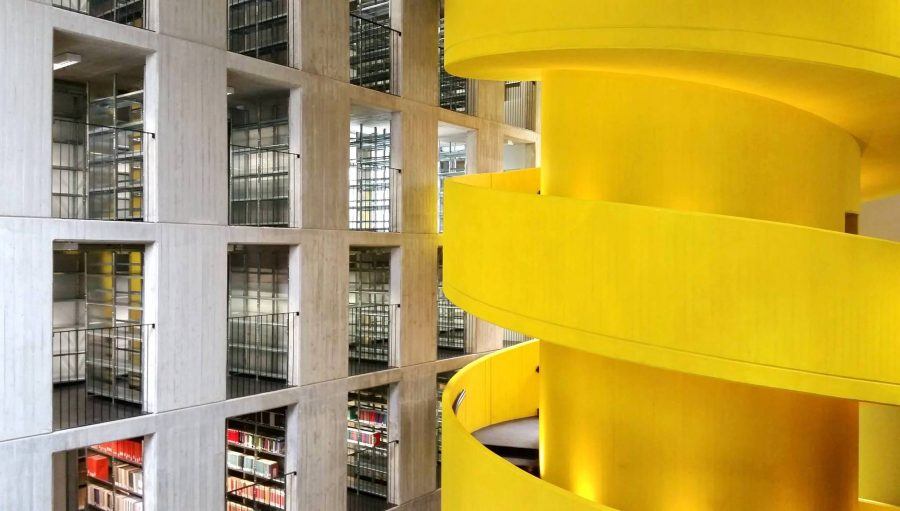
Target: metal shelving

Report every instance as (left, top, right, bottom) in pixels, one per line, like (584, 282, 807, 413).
(350, 124, 399, 232)
(227, 0, 293, 67)
(347, 386, 392, 510)
(504, 81, 538, 131)
(349, 248, 395, 375)
(438, 9, 475, 113)
(350, 0, 399, 95)
(437, 247, 469, 359)
(437, 139, 467, 232)
(52, 0, 148, 29)
(226, 407, 293, 511)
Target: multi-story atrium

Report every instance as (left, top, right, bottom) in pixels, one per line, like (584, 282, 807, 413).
(1, 1, 898, 511)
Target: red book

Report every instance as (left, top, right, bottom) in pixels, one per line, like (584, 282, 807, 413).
(227, 429, 240, 444)
(86, 455, 109, 481)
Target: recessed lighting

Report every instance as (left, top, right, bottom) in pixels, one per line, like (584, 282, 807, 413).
(506, 139, 515, 146)
(226, 86, 235, 95)
(53, 52, 82, 71)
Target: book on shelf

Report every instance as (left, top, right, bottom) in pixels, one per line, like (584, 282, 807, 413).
(86, 454, 109, 482)
(114, 463, 143, 495)
(92, 439, 143, 465)
(227, 475, 286, 509)
(226, 428, 285, 456)
(347, 428, 384, 448)
(227, 449, 281, 479)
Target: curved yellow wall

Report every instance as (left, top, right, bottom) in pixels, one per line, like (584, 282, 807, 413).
(441, 341, 610, 511)
(441, 1, 900, 509)
(542, 71, 860, 229)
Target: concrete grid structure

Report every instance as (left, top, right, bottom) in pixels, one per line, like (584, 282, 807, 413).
(0, 0, 538, 510)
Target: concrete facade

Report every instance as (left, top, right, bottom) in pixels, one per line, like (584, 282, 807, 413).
(0, 0, 539, 510)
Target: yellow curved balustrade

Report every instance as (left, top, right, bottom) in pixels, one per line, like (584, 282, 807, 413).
(444, 170, 900, 406)
(441, 1, 900, 509)
(441, 340, 609, 511)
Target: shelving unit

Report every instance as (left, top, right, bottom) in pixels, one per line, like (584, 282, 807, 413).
(52, 81, 88, 219)
(437, 139, 467, 232)
(349, 0, 398, 95)
(226, 408, 289, 511)
(87, 77, 146, 221)
(436, 370, 456, 488)
(53, 249, 87, 383)
(349, 248, 394, 374)
(83, 247, 144, 403)
(350, 124, 397, 232)
(229, 95, 293, 227)
(52, 0, 147, 29)
(227, 0, 291, 67)
(437, 247, 468, 359)
(84, 437, 144, 511)
(347, 386, 390, 508)
(438, 7, 474, 113)
(504, 81, 538, 131)
(227, 245, 295, 398)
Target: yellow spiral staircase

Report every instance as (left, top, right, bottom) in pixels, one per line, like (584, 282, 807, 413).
(440, 1, 900, 510)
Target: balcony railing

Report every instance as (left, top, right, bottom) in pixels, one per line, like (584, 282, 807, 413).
(504, 81, 538, 131)
(438, 287, 468, 359)
(439, 46, 476, 114)
(53, 323, 152, 430)
(349, 163, 400, 232)
(350, 14, 401, 95)
(347, 442, 392, 510)
(52, 0, 149, 29)
(52, 118, 153, 221)
(227, 0, 296, 68)
(349, 303, 398, 375)
(228, 144, 299, 227)
(227, 312, 298, 399)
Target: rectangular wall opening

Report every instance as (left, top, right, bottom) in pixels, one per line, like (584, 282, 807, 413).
(350, 107, 399, 232)
(347, 385, 393, 511)
(437, 247, 470, 359)
(228, 87, 297, 228)
(227, 0, 294, 67)
(348, 247, 396, 375)
(52, 32, 152, 221)
(436, 370, 457, 488)
(53, 436, 145, 511)
(226, 406, 294, 510)
(437, 123, 473, 232)
(52, 0, 149, 29)
(53, 242, 150, 430)
(349, 0, 400, 95)
(227, 245, 297, 399)
(438, 2, 475, 113)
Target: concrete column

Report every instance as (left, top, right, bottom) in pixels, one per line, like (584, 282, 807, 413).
(398, 104, 439, 234)
(399, 238, 438, 366)
(399, 0, 439, 105)
(297, 0, 349, 80)
(296, 380, 347, 510)
(300, 78, 350, 230)
(390, 367, 439, 503)
(155, 0, 226, 48)
(148, 36, 228, 225)
(299, 232, 348, 383)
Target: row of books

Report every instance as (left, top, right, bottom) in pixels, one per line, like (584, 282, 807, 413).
(226, 502, 255, 511)
(227, 475, 285, 509)
(114, 463, 144, 496)
(227, 428, 285, 456)
(227, 449, 281, 479)
(92, 439, 143, 465)
(86, 483, 143, 511)
(347, 427, 384, 448)
(351, 407, 387, 427)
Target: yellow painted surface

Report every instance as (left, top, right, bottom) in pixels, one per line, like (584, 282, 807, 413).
(860, 403, 900, 505)
(541, 342, 858, 510)
(542, 71, 859, 229)
(445, 0, 900, 198)
(441, 1, 900, 508)
(441, 341, 609, 511)
(444, 171, 900, 406)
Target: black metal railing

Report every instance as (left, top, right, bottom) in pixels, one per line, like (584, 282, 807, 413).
(350, 14, 401, 95)
(226, 470, 295, 511)
(229, 144, 298, 227)
(52, 0, 148, 29)
(439, 46, 475, 114)
(437, 288, 467, 359)
(349, 163, 400, 232)
(52, 118, 153, 221)
(347, 441, 392, 511)
(228, 0, 295, 67)
(53, 323, 152, 430)
(349, 304, 397, 375)
(504, 81, 538, 131)
(502, 329, 532, 348)
(227, 312, 298, 399)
